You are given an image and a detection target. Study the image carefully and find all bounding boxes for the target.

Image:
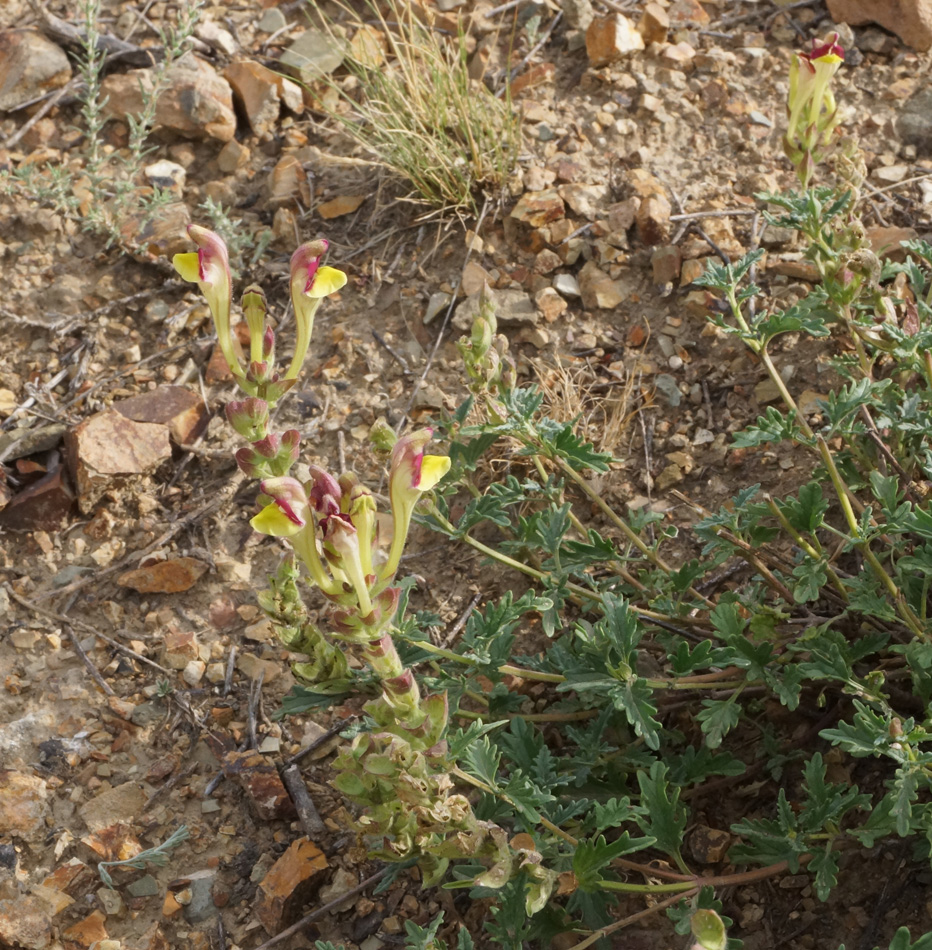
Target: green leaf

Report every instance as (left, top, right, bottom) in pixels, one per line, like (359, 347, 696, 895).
(880, 926, 932, 950)
(808, 847, 839, 901)
(404, 913, 446, 950)
(696, 697, 742, 750)
(635, 761, 687, 860)
(892, 766, 920, 836)
(572, 832, 654, 892)
(780, 481, 829, 533)
(610, 678, 662, 751)
(691, 908, 728, 950)
(461, 736, 502, 788)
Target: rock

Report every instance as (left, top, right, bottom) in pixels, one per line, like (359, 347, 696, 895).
(100, 55, 235, 142)
(638, 3, 670, 44)
(655, 463, 684, 492)
(65, 410, 171, 513)
(0, 424, 67, 462)
(317, 194, 366, 218)
(636, 193, 672, 246)
(585, 14, 644, 66)
(533, 249, 563, 274)
(688, 825, 731, 864)
(535, 287, 569, 323)
(0, 31, 71, 112)
(558, 183, 609, 220)
(578, 261, 625, 310)
(453, 288, 539, 331)
(224, 60, 282, 137)
(827, 0, 932, 51)
(562, 0, 594, 30)
(127, 874, 160, 898)
(0, 770, 50, 842)
(0, 893, 52, 949)
(871, 164, 910, 184)
(258, 8, 288, 32)
(0, 456, 75, 531)
(255, 838, 328, 935)
(552, 273, 581, 297)
(117, 557, 209, 594)
(183, 660, 206, 686)
(461, 260, 493, 296)
(78, 784, 147, 833)
(268, 154, 311, 208)
(661, 42, 696, 66)
(651, 245, 682, 284)
(423, 292, 452, 325)
(217, 139, 250, 173)
(318, 867, 358, 904)
(510, 189, 565, 227)
(119, 200, 191, 255)
(280, 30, 345, 84)
(867, 226, 919, 260)
(161, 630, 201, 670)
(680, 257, 706, 285)
(896, 86, 932, 149)
(222, 750, 295, 822)
(182, 870, 218, 924)
(144, 159, 186, 196)
(668, 0, 711, 26)
(114, 386, 209, 445)
(63, 910, 108, 947)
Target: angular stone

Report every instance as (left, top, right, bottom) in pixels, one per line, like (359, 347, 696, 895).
(661, 42, 696, 66)
(562, 0, 594, 30)
(0, 458, 75, 532)
(651, 245, 682, 284)
(558, 183, 609, 221)
(668, 0, 711, 26)
(0, 770, 50, 842)
(100, 55, 235, 142)
(535, 287, 568, 323)
(223, 750, 295, 821)
(114, 386, 208, 445)
(62, 910, 108, 948)
(144, 159, 185, 196)
(461, 260, 493, 296)
(533, 249, 562, 275)
(578, 261, 625, 310)
(453, 288, 538, 331)
(65, 410, 171, 513)
(119, 200, 191, 256)
(0, 893, 51, 950)
(509, 189, 565, 228)
(636, 192, 672, 246)
(688, 824, 731, 865)
(78, 784, 147, 833)
(317, 194, 366, 219)
(552, 273, 581, 297)
(827, 0, 932, 51)
(586, 14, 644, 66)
(867, 226, 919, 261)
(217, 139, 250, 173)
(224, 60, 281, 137)
(607, 198, 639, 232)
(638, 3, 670, 44)
(280, 30, 345, 84)
(127, 874, 159, 898)
(0, 31, 71, 112)
(269, 154, 311, 208)
(255, 838, 328, 935)
(161, 630, 200, 670)
(896, 86, 932, 149)
(117, 557, 208, 594)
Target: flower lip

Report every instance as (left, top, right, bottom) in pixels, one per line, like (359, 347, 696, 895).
(292, 239, 330, 293)
(803, 32, 844, 65)
(187, 224, 230, 282)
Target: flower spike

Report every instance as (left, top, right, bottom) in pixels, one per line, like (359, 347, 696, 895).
(172, 226, 238, 378)
(286, 240, 348, 381)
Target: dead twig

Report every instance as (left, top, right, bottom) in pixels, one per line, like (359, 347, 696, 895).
(252, 867, 390, 950)
(286, 715, 358, 766)
(64, 623, 115, 696)
(281, 764, 326, 837)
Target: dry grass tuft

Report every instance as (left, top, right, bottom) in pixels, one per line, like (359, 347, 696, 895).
(315, 0, 520, 216)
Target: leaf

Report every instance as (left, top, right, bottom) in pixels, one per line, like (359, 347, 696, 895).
(461, 736, 502, 788)
(542, 424, 613, 472)
(780, 481, 829, 533)
(808, 847, 839, 901)
(696, 697, 742, 750)
(610, 678, 662, 751)
(635, 761, 687, 860)
(892, 766, 920, 837)
(572, 832, 654, 892)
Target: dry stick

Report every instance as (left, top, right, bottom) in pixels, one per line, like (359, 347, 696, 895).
(438, 591, 483, 650)
(1, 79, 77, 148)
(5, 585, 174, 675)
(496, 11, 562, 98)
(223, 645, 237, 697)
(246, 670, 265, 751)
(64, 624, 115, 697)
(858, 404, 922, 505)
(285, 715, 359, 767)
(669, 209, 758, 222)
(566, 889, 698, 950)
(281, 764, 326, 837)
(252, 867, 390, 950)
(372, 329, 411, 374)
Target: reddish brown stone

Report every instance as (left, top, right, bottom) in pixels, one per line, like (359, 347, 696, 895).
(269, 154, 311, 208)
(636, 193, 672, 246)
(65, 409, 171, 513)
(62, 909, 108, 948)
(223, 60, 282, 136)
(651, 245, 683, 284)
(585, 14, 644, 67)
(42, 859, 91, 896)
(509, 189, 565, 228)
(0, 459, 75, 531)
(827, 0, 932, 51)
(114, 386, 209, 445)
(161, 630, 200, 670)
(117, 557, 209, 594)
(223, 750, 296, 822)
(255, 837, 328, 935)
(638, 2, 670, 44)
(668, 0, 710, 26)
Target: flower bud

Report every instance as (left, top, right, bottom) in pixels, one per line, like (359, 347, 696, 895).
(226, 398, 269, 441)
